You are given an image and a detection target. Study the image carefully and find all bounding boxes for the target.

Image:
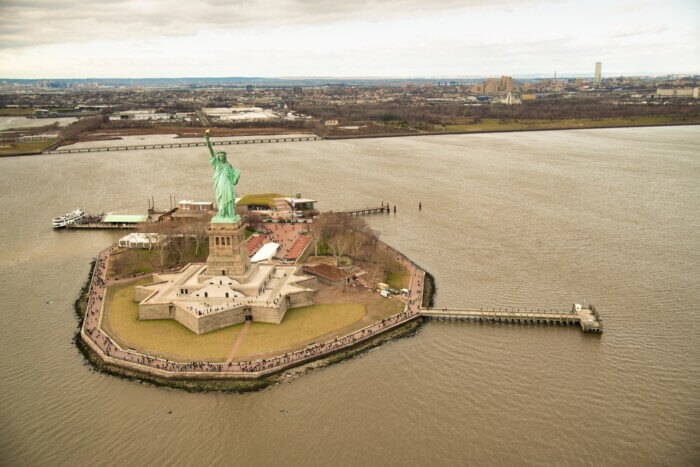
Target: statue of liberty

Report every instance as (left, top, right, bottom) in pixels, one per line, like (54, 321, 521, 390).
(205, 130, 240, 223)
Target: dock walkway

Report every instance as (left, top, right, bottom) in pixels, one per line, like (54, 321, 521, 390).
(44, 135, 321, 154)
(420, 306, 603, 333)
(343, 205, 390, 216)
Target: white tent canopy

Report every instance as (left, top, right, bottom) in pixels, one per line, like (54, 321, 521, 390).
(250, 242, 279, 262)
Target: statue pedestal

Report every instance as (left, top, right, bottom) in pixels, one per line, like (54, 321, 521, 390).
(206, 221, 250, 277)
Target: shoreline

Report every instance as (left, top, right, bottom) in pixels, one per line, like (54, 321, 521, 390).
(2, 120, 698, 158)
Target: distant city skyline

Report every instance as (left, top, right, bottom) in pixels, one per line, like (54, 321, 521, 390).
(0, 0, 698, 79)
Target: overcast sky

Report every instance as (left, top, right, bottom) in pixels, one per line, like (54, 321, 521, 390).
(0, 0, 697, 78)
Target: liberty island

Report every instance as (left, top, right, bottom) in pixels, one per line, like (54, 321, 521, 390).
(75, 132, 599, 389)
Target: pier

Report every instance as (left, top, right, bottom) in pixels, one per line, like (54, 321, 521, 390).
(66, 222, 134, 230)
(343, 205, 391, 215)
(44, 135, 321, 154)
(420, 305, 603, 333)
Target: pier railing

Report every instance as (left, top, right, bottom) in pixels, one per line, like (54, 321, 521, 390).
(420, 307, 603, 333)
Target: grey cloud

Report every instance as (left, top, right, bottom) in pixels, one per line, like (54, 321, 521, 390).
(0, 0, 534, 49)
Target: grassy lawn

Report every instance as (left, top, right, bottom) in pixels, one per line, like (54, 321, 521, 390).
(235, 303, 366, 358)
(103, 279, 378, 362)
(0, 108, 34, 116)
(0, 138, 57, 156)
(103, 278, 241, 362)
(386, 263, 410, 289)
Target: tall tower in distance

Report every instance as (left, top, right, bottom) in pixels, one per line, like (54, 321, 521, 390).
(594, 62, 602, 85)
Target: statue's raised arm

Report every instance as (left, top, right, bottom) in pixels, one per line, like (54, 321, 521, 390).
(204, 129, 215, 159)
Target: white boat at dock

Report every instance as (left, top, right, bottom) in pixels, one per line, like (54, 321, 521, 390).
(52, 209, 86, 228)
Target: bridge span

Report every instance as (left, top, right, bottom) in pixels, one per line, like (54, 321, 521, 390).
(44, 135, 321, 154)
(420, 305, 602, 333)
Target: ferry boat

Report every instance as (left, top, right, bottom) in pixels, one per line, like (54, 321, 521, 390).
(52, 209, 86, 228)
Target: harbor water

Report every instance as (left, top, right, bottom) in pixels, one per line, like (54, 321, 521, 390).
(0, 126, 698, 465)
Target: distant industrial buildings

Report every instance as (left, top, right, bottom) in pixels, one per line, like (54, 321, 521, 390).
(654, 87, 699, 98)
(477, 76, 515, 95)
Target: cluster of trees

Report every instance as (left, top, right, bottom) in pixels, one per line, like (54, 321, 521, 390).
(313, 212, 399, 289)
(211, 119, 314, 130)
(294, 98, 699, 126)
(141, 220, 210, 268)
(463, 98, 699, 121)
(106, 220, 211, 278)
(314, 213, 378, 265)
(58, 116, 105, 142)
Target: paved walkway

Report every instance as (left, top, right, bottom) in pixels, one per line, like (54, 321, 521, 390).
(225, 321, 251, 364)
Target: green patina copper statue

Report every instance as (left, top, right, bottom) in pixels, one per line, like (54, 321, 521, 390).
(205, 130, 240, 223)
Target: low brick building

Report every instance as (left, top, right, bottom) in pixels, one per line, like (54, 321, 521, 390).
(303, 263, 354, 287)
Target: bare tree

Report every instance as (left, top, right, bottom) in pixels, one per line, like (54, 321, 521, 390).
(314, 212, 378, 265)
(140, 221, 176, 268)
(243, 212, 264, 232)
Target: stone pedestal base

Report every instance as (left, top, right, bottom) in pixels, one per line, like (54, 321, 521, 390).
(207, 221, 250, 276)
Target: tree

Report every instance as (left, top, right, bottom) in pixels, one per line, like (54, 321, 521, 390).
(139, 221, 176, 268)
(314, 212, 377, 265)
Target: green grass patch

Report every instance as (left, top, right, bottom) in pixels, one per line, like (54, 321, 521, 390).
(236, 303, 366, 357)
(386, 262, 410, 290)
(0, 138, 57, 156)
(0, 108, 34, 116)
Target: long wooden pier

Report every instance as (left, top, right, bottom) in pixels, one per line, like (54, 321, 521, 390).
(343, 205, 391, 215)
(420, 305, 603, 333)
(44, 135, 321, 154)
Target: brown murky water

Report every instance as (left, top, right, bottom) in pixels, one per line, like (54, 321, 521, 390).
(0, 127, 698, 466)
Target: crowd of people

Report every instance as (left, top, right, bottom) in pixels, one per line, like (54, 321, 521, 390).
(81, 242, 426, 377)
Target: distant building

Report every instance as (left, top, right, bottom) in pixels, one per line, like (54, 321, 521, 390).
(521, 94, 537, 101)
(173, 200, 215, 220)
(235, 193, 316, 220)
(502, 93, 521, 105)
(654, 88, 698, 98)
(470, 84, 484, 94)
(594, 62, 602, 86)
(178, 200, 215, 212)
(18, 133, 57, 142)
(324, 120, 339, 126)
(482, 76, 513, 94)
(484, 78, 498, 94)
(499, 76, 514, 93)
